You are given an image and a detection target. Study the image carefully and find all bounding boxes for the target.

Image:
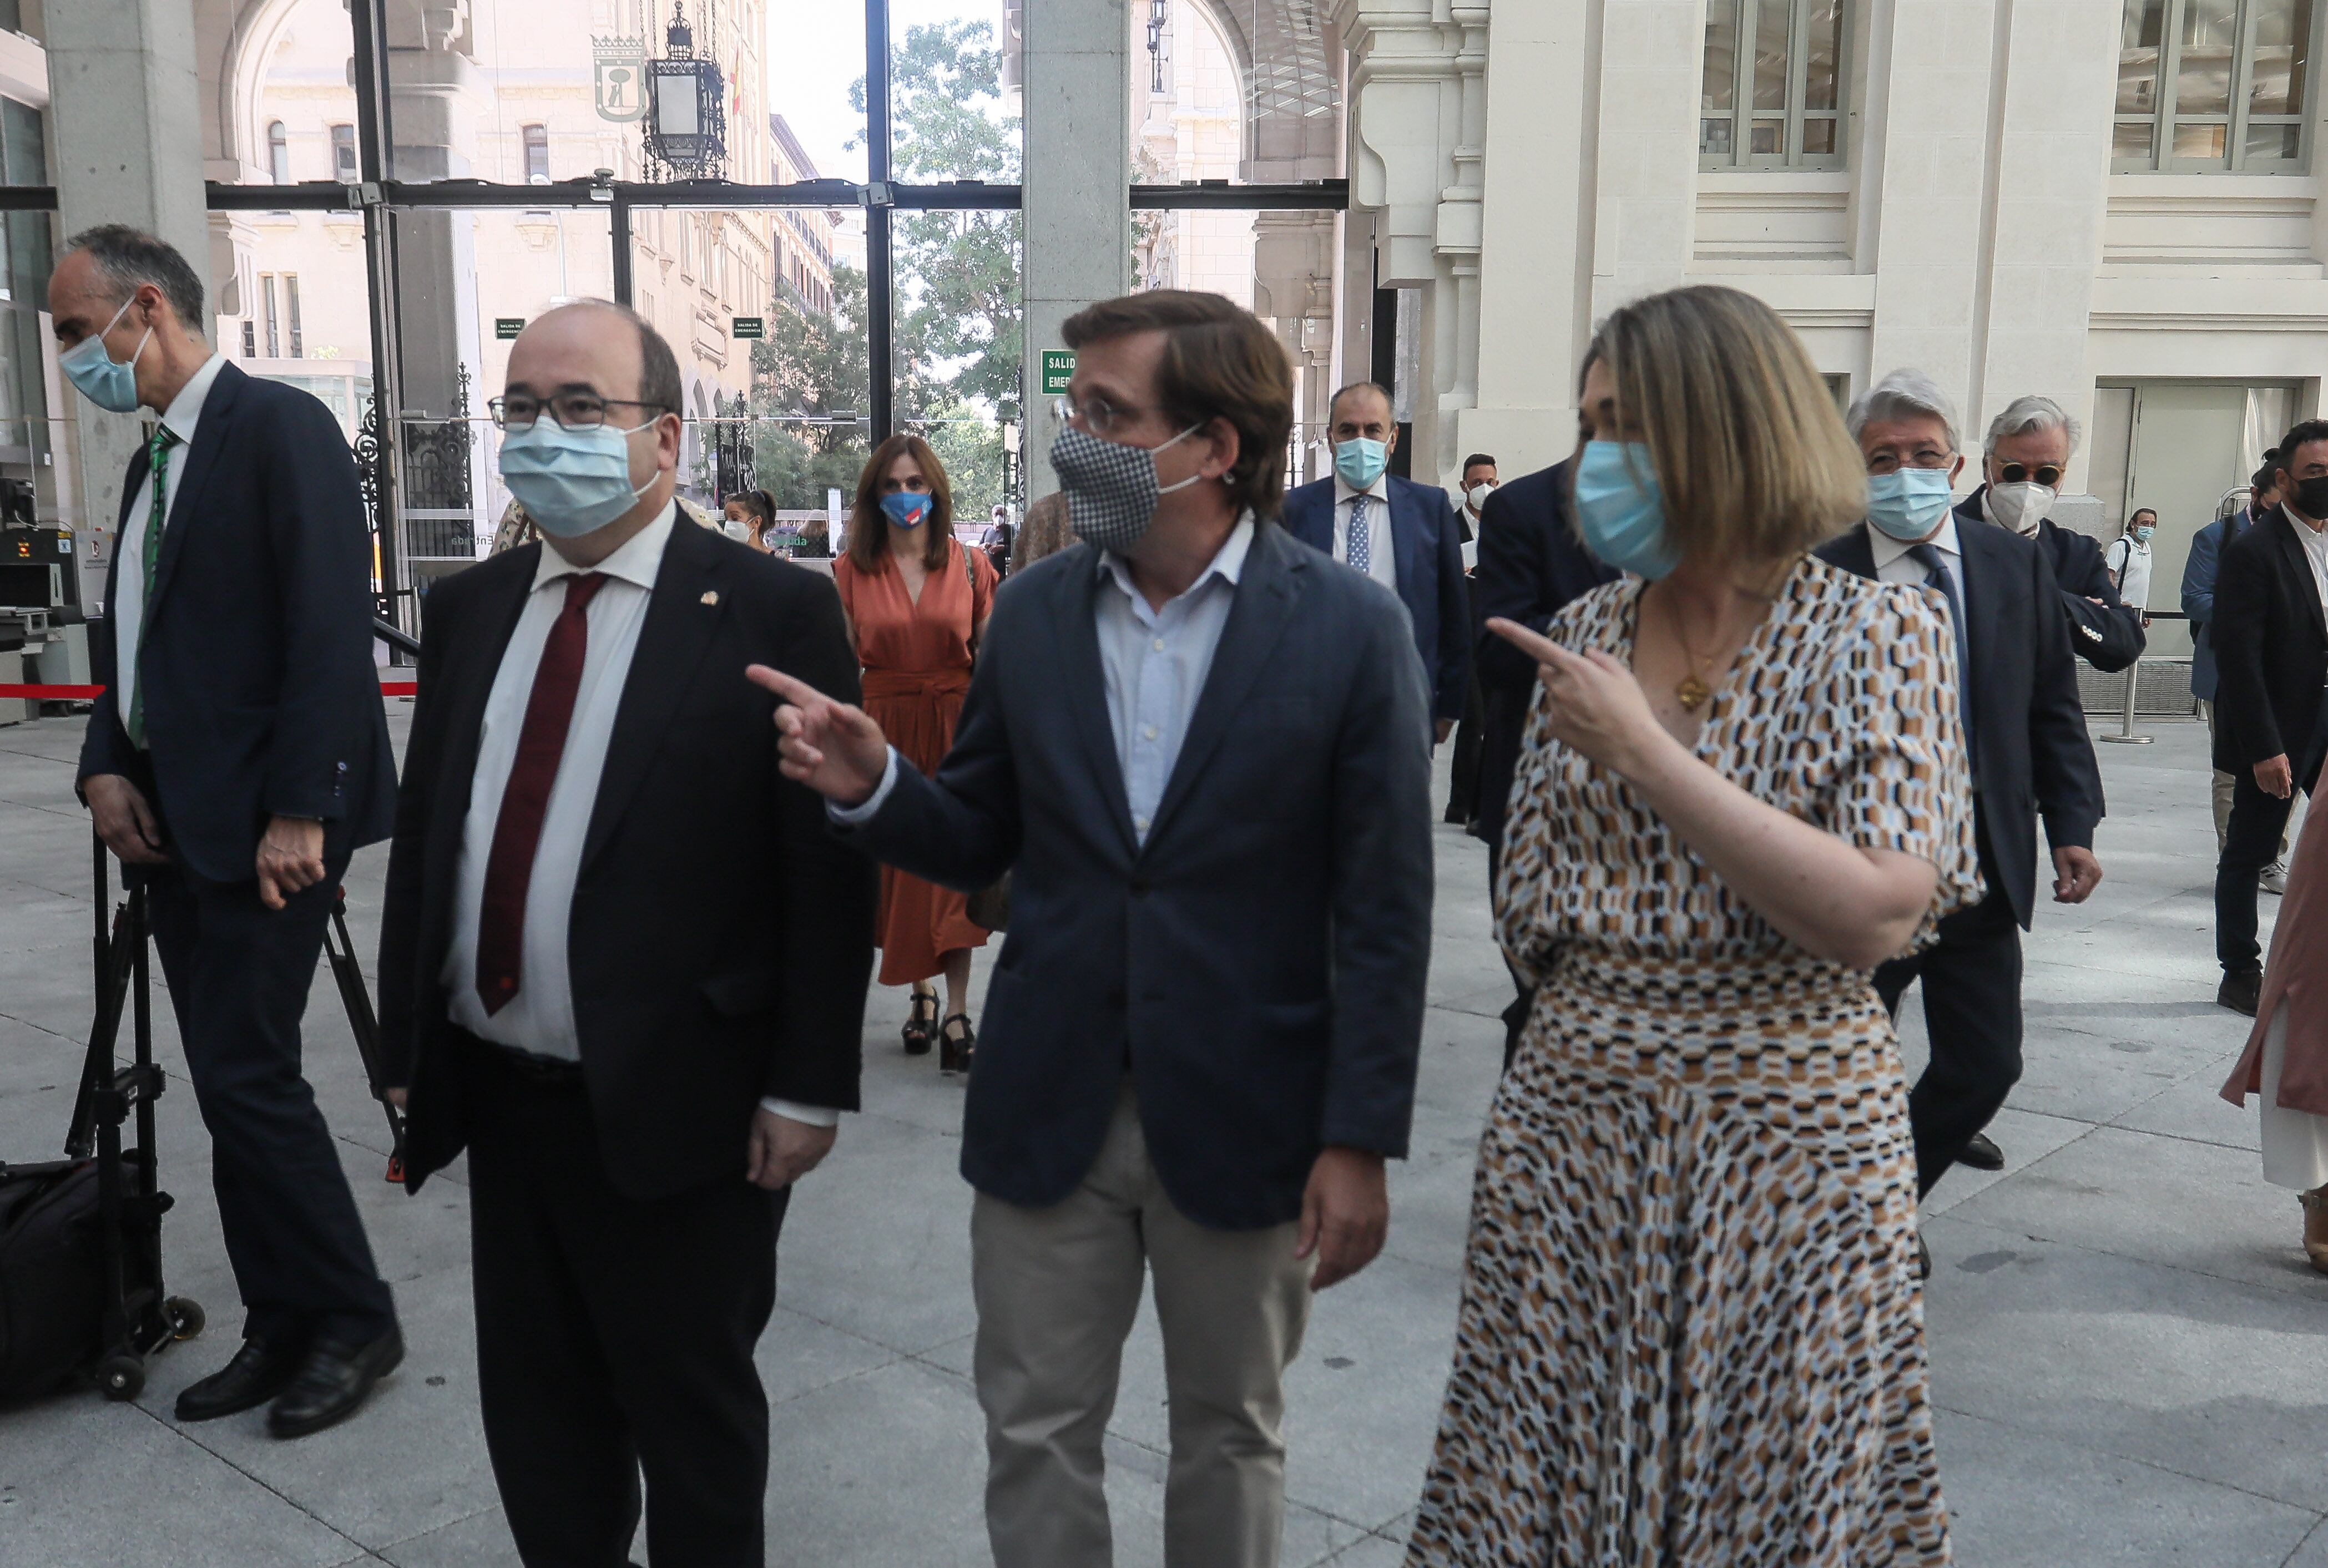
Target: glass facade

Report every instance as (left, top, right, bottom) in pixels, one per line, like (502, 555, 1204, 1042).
(2115, 0, 2316, 170)
(1701, 0, 1847, 169)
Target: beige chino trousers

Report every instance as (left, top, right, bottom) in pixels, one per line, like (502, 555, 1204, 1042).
(971, 1082, 1312, 1568)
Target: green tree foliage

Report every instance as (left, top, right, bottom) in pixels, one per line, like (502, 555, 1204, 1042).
(753, 18, 1022, 515)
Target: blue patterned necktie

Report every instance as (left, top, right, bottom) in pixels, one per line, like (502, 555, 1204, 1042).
(1347, 493, 1371, 575)
(1906, 540, 1974, 761)
(126, 424, 179, 751)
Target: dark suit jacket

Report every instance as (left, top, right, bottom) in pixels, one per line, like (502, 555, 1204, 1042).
(841, 523, 1433, 1230)
(1955, 488, 2144, 672)
(1817, 518, 2103, 928)
(2211, 505, 2328, 785)
(1279, 473, 1470, 722)
(2183, 509, 2258, 704)
(1468, 459, 1619, 849)
(77, 361, 395, 882)
(375, 519, 877, 1200)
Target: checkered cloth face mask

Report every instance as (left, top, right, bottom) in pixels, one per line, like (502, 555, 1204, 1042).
(1049, 422, 1204, 553)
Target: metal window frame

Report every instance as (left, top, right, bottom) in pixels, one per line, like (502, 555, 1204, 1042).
(2113, 0, 2319, 171)
(1701, 0, 1850, 171)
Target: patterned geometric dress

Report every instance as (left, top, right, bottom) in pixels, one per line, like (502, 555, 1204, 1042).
(1407, 556, 1981, 1568)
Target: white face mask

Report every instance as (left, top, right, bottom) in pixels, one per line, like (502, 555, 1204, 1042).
(1466, 483, 1495, 512)
(1987, 480, 2055, 537)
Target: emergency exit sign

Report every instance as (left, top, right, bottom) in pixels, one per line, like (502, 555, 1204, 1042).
(1041, 350, 1075, 395)
(493, 317, 525, 340)
(732, 316, 765, 339)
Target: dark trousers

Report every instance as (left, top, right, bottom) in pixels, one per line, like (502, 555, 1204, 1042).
(1447, 675, 1485, 825)
(1873, 891, 2023, 1198)
(2216, 772, 2305, 975)
(142, 856, 395, 1344)
(467, 1047, 786, 1568)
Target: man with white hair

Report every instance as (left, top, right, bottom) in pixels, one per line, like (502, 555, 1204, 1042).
(1817, 370, 2104, 1262)
(1960, 394, 2146, 672)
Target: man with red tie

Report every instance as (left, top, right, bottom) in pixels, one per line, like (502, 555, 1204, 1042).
(375, 300, 875, 1567)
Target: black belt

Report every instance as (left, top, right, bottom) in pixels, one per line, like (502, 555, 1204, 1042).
(452, 1025, 584, 1087)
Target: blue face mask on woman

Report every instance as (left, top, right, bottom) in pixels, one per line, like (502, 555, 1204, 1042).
(1572, 440, 1678, 580)
(1865, 468, 1956, 542)
(881, 490, 934, 528)
(498, 417, 656, 538)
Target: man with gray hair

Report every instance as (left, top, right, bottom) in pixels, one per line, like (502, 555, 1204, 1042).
(51, 225, 402, 1434)
(1819, 369, 2103, 1260)
(1960, 393, 2146, 672)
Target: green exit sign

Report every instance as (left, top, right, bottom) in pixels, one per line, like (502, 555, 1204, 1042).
(1041, 349, 1075, 395)
(732, 316, 765, 340)
(493, 317, 525, 340)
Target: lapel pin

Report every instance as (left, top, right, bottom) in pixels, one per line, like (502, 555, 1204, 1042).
(700, 590, 720, 607)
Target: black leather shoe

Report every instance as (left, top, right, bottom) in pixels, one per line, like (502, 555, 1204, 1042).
(2219, 969, 2263, 1018)
(175, 1336, 307, 1422)
(1916, 1232, 1932, 1281)
(266, 1326, 403, 1439)
(1958, 1132, 2006, 1172)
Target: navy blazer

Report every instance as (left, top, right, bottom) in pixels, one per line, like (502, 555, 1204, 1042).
(1279, 473, 1470, 722)
(2181, 509, 2255, 704)
(841, 523, 1435, 1230)
(1955, 488, 2144, 673)
(1817, 519, 2103, 928)
(2210, 505, 2328, 783)
(78, 361, 395, 883)
(1468, 460, 1619, 850)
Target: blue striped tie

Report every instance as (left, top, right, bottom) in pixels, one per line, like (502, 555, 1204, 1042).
(1907, 541, 1974, 764)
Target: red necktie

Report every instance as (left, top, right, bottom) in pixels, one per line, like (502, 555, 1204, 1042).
(475, 571, 609, 1017)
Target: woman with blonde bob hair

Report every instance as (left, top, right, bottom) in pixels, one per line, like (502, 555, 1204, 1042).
(1407, 285, 1979, 1568)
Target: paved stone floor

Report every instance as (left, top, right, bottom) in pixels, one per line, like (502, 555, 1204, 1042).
(1, 709, 2324, 1566)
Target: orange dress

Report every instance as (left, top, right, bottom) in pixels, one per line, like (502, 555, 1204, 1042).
(834, 536, 998, 984)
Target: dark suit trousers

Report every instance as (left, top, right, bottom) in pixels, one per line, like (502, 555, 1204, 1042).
(1874, 891, 2023, 1198)
(466, 1045, 785, 1568)
(2217, 772, 2306, 975)
(1447, 672, 1485, 823)
(142, 853, 395, 1344)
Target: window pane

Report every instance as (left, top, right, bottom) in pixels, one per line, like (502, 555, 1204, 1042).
(1802, 117, 1836, 156)
(1751, 0, 1791, 111)
(1804, 0, 1842, 111)
(2246, 120, 2304, 159)
(1700, 118, 1736, 157)
(2249, 0, 2314, 114)
(2118, 0, 2165, 112)
(2173, 119, 2230, 158)
(2177, 0, 2239, 115)
(1750, 118, 1784, 155)
(2114, 119, 2160, 160)
(1702, 0, 1739, 112)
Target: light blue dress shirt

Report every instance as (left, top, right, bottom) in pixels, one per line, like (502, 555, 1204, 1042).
(834, 516, 1256, 847)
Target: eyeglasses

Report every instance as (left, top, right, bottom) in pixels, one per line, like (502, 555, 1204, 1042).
(1995, 461, 2065, 487)
(489, 392, 673, 432)
(1051, 392, 1162, 440)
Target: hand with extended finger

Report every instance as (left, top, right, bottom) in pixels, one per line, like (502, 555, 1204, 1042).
(744, 665, 891, 806)
(1484, 616, 1674, 781)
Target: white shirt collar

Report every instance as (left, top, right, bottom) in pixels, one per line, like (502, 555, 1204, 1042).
(1866, 510, 1962, 571)
(1097, 513, 1256, 600)
(159, 352, 229, 447)
(533, 499, 677, 594)
(1334, 471, 1391, 505)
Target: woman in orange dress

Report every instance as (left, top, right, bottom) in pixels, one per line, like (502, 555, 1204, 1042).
(833, 434, 996, 1074)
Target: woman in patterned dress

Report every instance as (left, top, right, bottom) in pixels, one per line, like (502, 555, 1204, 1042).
(1408, 286, 1981, 1568)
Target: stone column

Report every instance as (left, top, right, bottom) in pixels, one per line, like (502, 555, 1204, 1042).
(1588, 0, 1701, 319)
(47, 0, 209, 598)
(1020, 0, 1129, 507)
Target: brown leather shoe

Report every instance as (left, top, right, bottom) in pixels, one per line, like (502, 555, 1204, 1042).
(2300, 1190, 2328, 1276)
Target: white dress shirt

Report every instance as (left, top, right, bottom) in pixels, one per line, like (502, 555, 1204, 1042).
(442, 502, 831, 1127)
(835, 516, 1256, 849)
(1331, 474, 1398, 591)
(2297, 514, 2328, 619)
(114, 352, 229, 737)
(1866, 512, 1967, 608)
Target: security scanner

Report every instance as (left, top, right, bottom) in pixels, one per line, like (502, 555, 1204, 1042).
(0, 496, 90, 722)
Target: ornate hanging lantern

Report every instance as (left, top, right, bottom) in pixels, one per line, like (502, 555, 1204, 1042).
(642, 1, 727, 181)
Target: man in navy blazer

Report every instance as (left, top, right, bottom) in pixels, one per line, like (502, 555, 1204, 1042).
(757, 291, 1432, 1568)
(1279, 382, 1469, 740)
(54, 228, 401, 1437)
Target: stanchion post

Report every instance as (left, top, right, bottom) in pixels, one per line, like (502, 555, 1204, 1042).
(2098, 654, 2154, 745)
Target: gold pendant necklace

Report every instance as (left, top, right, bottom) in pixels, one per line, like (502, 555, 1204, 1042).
(1664, 590, 1718, 712)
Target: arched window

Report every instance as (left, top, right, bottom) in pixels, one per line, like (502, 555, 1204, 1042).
(267, 121, 290, 185)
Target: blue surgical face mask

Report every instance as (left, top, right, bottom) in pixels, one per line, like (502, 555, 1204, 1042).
(59, 295, 152, 415)
(1334, 437, 1388, 490)
(1572, 440, 1678, 580)
(1865, 467, 1956, 542)
(498, 417, 656, 538)
(880, 490, 933, 528)
(2133, 524, 2154, 543)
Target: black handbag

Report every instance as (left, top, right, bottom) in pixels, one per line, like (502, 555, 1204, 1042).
(960, 543, 1010, 930)
(0, 1160, 113, 1401)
